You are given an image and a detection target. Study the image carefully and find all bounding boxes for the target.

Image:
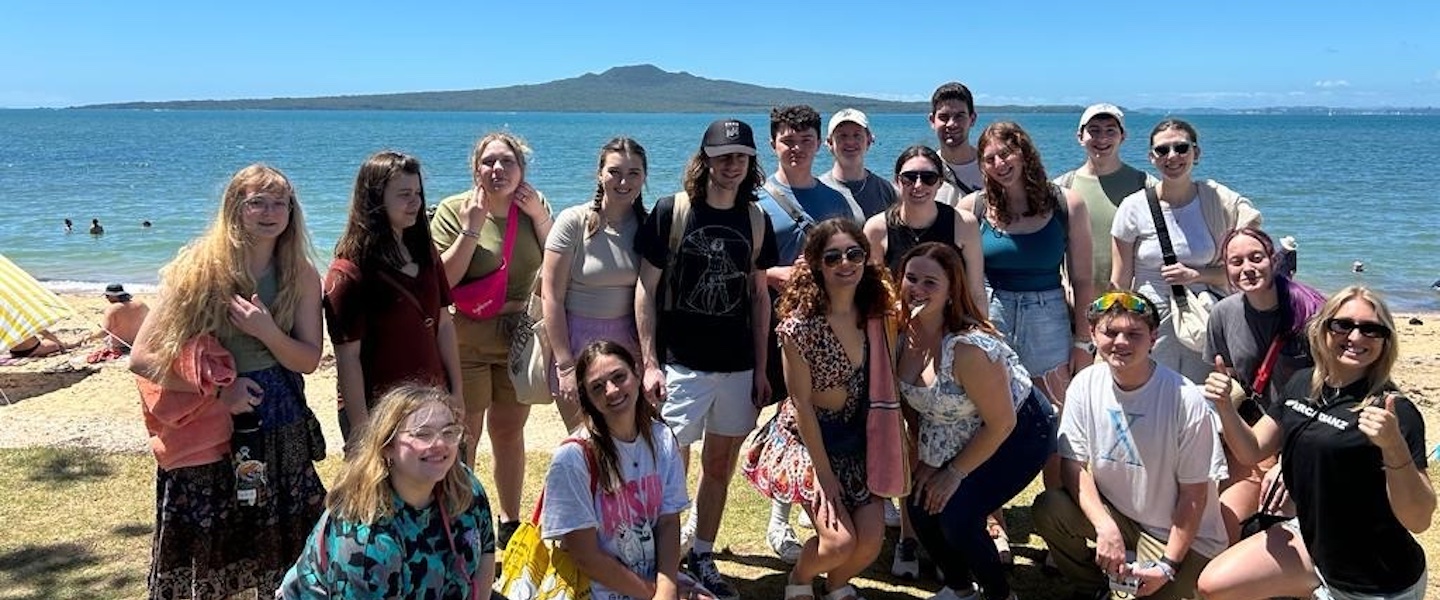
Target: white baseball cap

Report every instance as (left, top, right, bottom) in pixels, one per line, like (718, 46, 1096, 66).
(827, 108, 870, 138)
(1079, 103, 1126, 132)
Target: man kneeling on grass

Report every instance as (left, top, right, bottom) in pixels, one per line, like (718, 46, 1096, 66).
(1032, 291, 1228, 600)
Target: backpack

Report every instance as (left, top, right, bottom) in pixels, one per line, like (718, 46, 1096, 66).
(661, 191, 765, 311)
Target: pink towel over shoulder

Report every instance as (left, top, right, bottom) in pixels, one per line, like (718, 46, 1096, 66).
(136, 334, 236, 470)
(866, 317, 910, 498)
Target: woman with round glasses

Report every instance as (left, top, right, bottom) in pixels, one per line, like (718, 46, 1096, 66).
(280, 384, 496, 598)
(1200, 227, 1326, 542)
(131, 163, 327, 599)
(863, 145, 986, 315)
(539, 341, 696, 600)
(744, 218, 896, 600)
(1197, 286, 1433, 600)
(1111, 118, 1262, 385)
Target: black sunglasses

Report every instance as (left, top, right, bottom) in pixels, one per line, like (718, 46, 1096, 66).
(1325, 317, 1391, 339)
(821, 246, 867, 267)
(898, 170, 941, 186)
(1152, 142, 1194, 157)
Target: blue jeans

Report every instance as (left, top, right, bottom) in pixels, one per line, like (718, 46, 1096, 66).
(908, 392, 1056, 599)
(987, 287, 1072, 378)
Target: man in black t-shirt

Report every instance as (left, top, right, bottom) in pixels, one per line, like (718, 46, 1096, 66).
(634, 118, 779, 600)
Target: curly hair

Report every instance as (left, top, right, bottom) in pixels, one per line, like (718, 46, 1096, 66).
(895, 242, 997, 337)
(977, 121, 1058, 226)
(769, 104, 822, 140)
(777, 218, 895, 322)
(681, 147, 764, 203)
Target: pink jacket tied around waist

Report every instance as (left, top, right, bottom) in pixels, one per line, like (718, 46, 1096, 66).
(136, 335, 237, 470)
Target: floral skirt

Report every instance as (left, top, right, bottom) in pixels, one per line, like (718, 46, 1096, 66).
(742, 395, 871, 510)
(148, 365, 326, 599)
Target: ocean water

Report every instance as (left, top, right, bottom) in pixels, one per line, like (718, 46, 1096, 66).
(1, 109, 1437, 310)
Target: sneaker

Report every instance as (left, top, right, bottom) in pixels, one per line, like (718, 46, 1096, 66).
(685, 550, 739, 600)
(928, 585, 979, 600)
(798, 509, 814, 530)
(884, 499, 902, 528)
(890, 538, 919, 579)
(680, 522, 697, 557)
(766, 521, 804, 565)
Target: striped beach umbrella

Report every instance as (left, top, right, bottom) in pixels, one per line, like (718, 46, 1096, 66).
(0, 254, 74, 352)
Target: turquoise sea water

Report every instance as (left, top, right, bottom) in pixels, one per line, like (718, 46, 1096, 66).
(1, 109, 1437, 310)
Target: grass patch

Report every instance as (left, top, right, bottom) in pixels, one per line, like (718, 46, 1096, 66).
(3, 447, 1436, 599)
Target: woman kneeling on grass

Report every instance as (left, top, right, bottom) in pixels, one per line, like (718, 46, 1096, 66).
(279, 384, 496, 598)
(539, 341, 699, 600)
(744, 218, 897, 600)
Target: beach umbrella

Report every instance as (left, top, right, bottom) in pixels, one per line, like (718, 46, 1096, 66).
(0, 254, 74, 352)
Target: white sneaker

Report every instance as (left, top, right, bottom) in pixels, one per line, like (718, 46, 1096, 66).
(797, 509, 814, 530)
(890, 538, 919, 579)
(928, 584, 979, 600)
(680, 522, 696, 557)
(766, 521, 804, 565)
(884, 499, 902, 528)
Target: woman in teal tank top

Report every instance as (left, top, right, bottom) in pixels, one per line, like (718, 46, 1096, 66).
(131, 164, 327, 599)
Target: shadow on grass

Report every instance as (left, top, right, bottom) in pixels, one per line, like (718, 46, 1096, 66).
(0, 541, 140, 599)
(111, 522, 153, 538)
(0, 366, 97, 404)
(26, 446, 115, 484)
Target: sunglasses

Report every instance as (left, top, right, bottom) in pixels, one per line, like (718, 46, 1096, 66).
(821, 246, 867, 267)
(1088, 291, 1154, 316)
(898, 170, 941, 186)
(1325, 317, 1391, 339)
(1152, 142, 1194, 157)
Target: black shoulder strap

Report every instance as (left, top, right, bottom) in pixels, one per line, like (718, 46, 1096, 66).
(1144, 186, 1189, 307)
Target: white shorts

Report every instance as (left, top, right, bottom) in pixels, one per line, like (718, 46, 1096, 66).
(661, 364, 759, 446)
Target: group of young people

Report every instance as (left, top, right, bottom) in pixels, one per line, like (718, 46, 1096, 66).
(125, 79, 1432, 600)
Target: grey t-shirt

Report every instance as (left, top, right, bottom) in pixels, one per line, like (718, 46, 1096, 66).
(1204, 293, 1313, 412)
(544, 205, 641, 319)
(821, 170, 895, 219)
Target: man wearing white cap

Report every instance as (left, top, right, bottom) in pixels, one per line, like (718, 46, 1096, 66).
(1054, 103, 1157, 300)
(821, 108, 894, 219)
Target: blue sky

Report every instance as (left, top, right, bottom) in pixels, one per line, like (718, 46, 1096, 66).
(3, 0, 1437, 109)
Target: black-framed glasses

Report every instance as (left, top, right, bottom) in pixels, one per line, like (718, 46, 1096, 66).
(1152, 142, 1194, 157)
(1089, 291, 1154, 316)
(1325, 317, 1391, 339)
(898, 170, 941, 186)
(821, 246, 867, 267)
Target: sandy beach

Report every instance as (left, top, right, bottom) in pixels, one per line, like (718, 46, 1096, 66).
(3, 292, 1439, 456)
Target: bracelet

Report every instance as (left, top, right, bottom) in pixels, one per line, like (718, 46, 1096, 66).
(459, 229, 481, 239)
(556, 363, 576, 376)
(1384, 457, 1415, 470)
(1146, 559, 1176, 582)
(1159, 556, 1181, 573)
(1073, 339, 1095, 353)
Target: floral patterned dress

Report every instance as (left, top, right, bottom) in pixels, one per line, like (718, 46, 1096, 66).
(899, 330, 1032, 468)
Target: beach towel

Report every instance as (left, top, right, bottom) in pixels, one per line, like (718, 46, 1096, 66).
(136, 334, 236, 470)
(865, 317, 910, 498)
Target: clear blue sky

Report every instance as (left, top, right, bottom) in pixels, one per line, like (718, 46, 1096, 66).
(4, 0, 1437, 109)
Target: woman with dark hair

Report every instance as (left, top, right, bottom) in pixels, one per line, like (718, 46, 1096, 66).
(893, 241, 1054, 600)
(430, 132, 553, 548)
(1198, 286, 1433, 600)
(539, 341, 697, 600)
(279, 384, 495, 598)
(1111, 118, 1262, 384)
(326, 151, 462, 445)
(1200, 226, 1325, 541)
(862, 144, 986, 314)
(542, 138, 648, 432)
(744, 217, 897, 600)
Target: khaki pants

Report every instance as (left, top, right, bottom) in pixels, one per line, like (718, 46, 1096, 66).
(1032, 488, 1210, 600)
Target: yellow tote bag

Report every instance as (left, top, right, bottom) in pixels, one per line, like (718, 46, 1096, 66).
(496, 439, 595, 600)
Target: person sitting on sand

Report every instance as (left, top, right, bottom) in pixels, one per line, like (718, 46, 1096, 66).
(8, 330, 68, 359)
(89, 218, 104, 235)
(81, 283, 150, 362)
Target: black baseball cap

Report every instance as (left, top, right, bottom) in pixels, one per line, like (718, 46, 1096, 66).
(701, 119, 757, 157)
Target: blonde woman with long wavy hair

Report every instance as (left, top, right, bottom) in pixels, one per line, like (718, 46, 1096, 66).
(280, 384, 496, 597)
(131, 163, 327, 599)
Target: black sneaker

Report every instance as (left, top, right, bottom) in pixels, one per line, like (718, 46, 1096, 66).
(497, 520, 521, 550)
(684, 550, 738, 600)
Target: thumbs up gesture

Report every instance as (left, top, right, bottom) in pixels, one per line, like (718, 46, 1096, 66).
(1203, 354, 1245, 407)
(1358, 393, 1408, 456)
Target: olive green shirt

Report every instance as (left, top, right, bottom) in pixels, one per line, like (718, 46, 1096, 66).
(430, 189, 552, 303)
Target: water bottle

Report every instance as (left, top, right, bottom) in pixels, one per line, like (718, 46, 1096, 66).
(233, 412, 268, 507)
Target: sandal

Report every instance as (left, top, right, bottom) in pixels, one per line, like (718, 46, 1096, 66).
(824, 584, 861, 600)
(786, 583, 815, 600)
(987, 515, 1013, 565)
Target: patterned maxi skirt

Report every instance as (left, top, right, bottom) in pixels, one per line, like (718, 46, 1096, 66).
(148, 365, 327, 599)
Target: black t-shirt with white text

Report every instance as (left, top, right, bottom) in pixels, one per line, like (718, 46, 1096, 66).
(635, 194, 779, 373)
(1270, 369, 1428, 593)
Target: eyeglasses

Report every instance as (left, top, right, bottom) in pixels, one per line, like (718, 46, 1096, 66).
(402, 425, 465, 445)
(1151, 142, 1194, 157)
(242, 195, 292, 213)
(898, 170, 941, 186)
(1325, 317, 1391, 339)
(1089, 291, 1154, 316)
(821, 246, 867, 267)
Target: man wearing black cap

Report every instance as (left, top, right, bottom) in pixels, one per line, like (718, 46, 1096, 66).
(634, 118, 780, 600)
(83, 283, 149, 358)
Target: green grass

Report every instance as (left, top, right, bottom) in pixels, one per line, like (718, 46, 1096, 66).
(2, 447, 1436, 600)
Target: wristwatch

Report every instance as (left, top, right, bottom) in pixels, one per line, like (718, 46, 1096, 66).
(1073, 339, 1096, 354)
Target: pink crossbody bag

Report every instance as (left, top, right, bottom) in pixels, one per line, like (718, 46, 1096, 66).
(452, 201, 520, 321)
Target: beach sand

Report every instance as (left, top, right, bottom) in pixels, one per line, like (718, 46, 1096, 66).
(3, 293, 1439, 456)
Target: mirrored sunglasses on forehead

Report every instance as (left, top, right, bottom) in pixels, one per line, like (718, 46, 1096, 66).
(1089, 291, 1153, 316)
